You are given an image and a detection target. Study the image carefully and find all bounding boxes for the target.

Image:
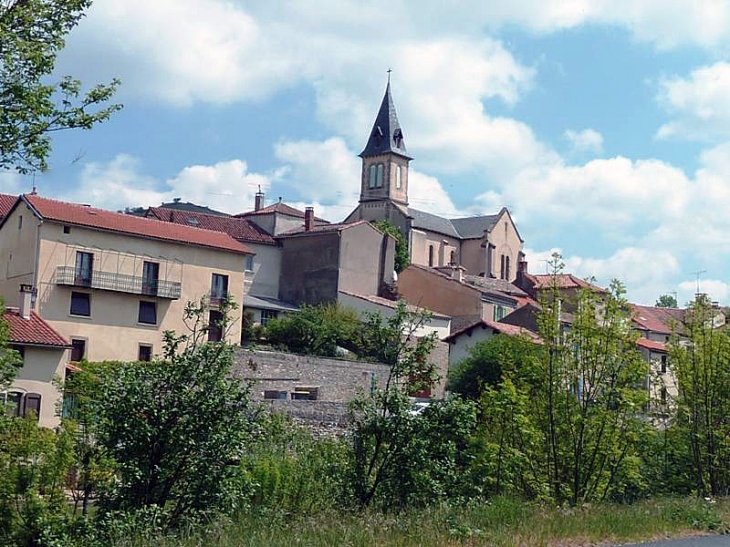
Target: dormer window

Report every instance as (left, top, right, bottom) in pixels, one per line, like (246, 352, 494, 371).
(393, 128, 403, 148)
(373, 127, 383, 147)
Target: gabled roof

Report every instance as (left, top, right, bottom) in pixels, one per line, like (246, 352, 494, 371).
(0, 193, 16, 219)
(463, 275, 528, 298)
(527, 273, 606, 293)
(159, 200, 228, 216)
(146, 207, 276, 245)
(17, 194, 251, 255)
(235, 201, 328, 222)
(5, 307, 70, 348)
(278, 220, 378, 239)
(408, 206, 515, 241)
(631, 304, 685, 335)
(443, 318, 540, 343)
(360, 82, 411, 160)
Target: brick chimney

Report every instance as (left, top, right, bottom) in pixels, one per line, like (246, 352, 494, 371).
(304, 207, 314, 231)
(19, 283, 33, 319)
(254, 189, 265, 211)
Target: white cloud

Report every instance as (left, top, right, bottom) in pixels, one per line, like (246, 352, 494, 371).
(677, 279, 730, 306)
(564, 129, 604, 154)
(0, 171, 25, 195)
(61, 154, 276, 214)
(656, 62, 730, 141)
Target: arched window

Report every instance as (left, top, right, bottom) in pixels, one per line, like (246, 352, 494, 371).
(376, 163, 384, 187)
(428, 245, 434, 267)
(500, 255, 505, 279)
(395, 164, 402, 189)
(450, 250, 455, 265)
(369, 164, 377, 188)
(505, 256, 511, 280)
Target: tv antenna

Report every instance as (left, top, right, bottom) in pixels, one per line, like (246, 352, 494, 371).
(691, 270, 707, 296)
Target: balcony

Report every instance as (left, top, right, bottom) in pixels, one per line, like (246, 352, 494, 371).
(208, 293, 229, 307)
(55, 266, 181, 299)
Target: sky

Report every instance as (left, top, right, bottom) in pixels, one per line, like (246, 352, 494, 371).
(3, 0, 730, 306)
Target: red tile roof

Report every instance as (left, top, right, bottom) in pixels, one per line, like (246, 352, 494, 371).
(631, 304, 685, 335)
(528, 273, 606, 292)
(444, 318, 541, 343)
(22, 195, 251, 255)
(636, 338, 668, 352)
(236, 201, 328, 222)
(4, 308, 70, 348)
(0, 193, 17, 218)
(146, 207, 276, 245)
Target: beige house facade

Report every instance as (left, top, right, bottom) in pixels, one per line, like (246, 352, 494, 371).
(344, 82, 524, 280)
(0, 195, 250, 363)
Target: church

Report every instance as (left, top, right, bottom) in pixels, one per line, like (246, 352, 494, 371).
(344, 81, 524, 281)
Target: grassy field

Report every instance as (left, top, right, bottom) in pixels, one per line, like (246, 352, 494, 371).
(113, 496, 730, 547)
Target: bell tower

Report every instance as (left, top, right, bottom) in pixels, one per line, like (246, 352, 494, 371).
(359, 79, 412, 206)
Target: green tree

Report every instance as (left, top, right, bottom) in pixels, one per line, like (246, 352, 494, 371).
(670, 296, 730, 496)
(656, 294, 678, 308)
(1, 0, 121, 173)
(372, 220, 409, 273)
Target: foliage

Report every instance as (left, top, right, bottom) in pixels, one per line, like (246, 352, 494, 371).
(79, 301, 257, 531)
(0, 0, 122, 173)
(265, 303, 361, 357)
(670, 295, 730, 496)
(656, 294, 678, 308)
(448, 334, 539, 400)
(0, 417, 77, 546)
(474, 253, 650, 505)
(242, 412, 350, 515)
(372, 220, 409, 273)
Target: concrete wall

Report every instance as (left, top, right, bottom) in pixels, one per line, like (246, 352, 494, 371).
(409, 229, 461, 270)
(279, 232, 340, 306)
(447, 325, 497, 368)
(398, 265, 482, 331)
(338, 223, 395, 296)
(484, 211, 522, 281)
(245, 242, 281, 299)
(0, 200, 39, 298)
(459, 238, 486, 276)
(10, 346, 67, 428)
(0, 205, 246, 363)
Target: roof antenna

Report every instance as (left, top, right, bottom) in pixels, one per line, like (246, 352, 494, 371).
(387, 68, 392, 84)
(30, 171, 37, 195)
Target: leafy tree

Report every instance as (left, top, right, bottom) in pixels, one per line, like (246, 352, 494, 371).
(448, 334, 539, 400)
(80, 299, 257, 530)
(670, 296, 730, 496)
(265, 303, 361, 357)
(372, 220, 409, 273)
(0, 0, 121, 173)
(656, 294, 678, 308)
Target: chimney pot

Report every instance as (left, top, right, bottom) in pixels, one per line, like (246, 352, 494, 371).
(19, 284, 33, 319)
(254, 190, 265, 211)
(304, 207, 314, 231)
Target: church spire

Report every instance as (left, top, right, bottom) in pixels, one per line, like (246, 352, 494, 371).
(359, 79, 411, 160)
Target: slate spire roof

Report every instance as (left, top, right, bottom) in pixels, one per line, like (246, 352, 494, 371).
(359, 81, 412, 160)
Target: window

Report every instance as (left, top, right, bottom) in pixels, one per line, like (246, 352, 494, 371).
(500, 255, 506, 280)
(6, 391, 22, 417)
(449, 250, 455, 265)
(75, 251, 94, 286)
(211, 274, 228, 303)
(24, 393, 41, 420)
(208, 310, 223, 342)
(376, 163, 384, 187)
(505, 256, 511, 280)
(660, 355, 667, 374)
(142, 261, 159, 296)
(18, 215, 22, 230)
(71, 339, 86, 362)
(261, 309, 278, 326)
(70, 292, 90, 316)
(138, 301, 157, 325)
(369, 164, 377, 188)
(395, 164, 402, 189)
(138, 345, 152, 362)
(4, 392, 41, 421)
(494, 305, 507, 321)
(428, 245, 434, 267)
(245, 255, 254, 272)
(291, 387, 318, 400)
(660, 387, 667, 405)
(63, 225, 71, 234)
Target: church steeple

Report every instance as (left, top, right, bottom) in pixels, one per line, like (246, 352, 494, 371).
(358, 79, 412, 206)
(359, 81, 412, 160)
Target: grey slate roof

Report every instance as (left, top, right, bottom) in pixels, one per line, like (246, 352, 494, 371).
(463, 275, 528, 297)
(359, 82, 411, 159)
(160, 200, 228, 216)
(408, 207, 504, 240)
(244, 294, 299, 313)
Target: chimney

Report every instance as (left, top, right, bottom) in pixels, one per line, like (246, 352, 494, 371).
(304, 207, 314, 231)
(515, 258, 528, 290)
(254, 188, 265, 211)
(19, 284, 33, 319)
(451, 264, 463, 283)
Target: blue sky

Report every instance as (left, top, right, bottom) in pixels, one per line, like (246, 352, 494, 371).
(3, 0, 730, 305)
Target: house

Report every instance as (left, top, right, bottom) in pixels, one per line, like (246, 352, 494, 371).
(236, 191, 330, 236)
(514, 259, 606, 312)
(343, 82, 524, 280)
(444, 319, 540, 368)
(397, 263, 528, 332)
(277, 215, 396, 307)
(0, 194, 251, 363)
(3, 284, 71, 428)
(144, 205, 295, 327)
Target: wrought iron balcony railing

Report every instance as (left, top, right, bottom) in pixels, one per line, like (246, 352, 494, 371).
(55, 266, 181, 299)
(208, 293, 229, 307)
